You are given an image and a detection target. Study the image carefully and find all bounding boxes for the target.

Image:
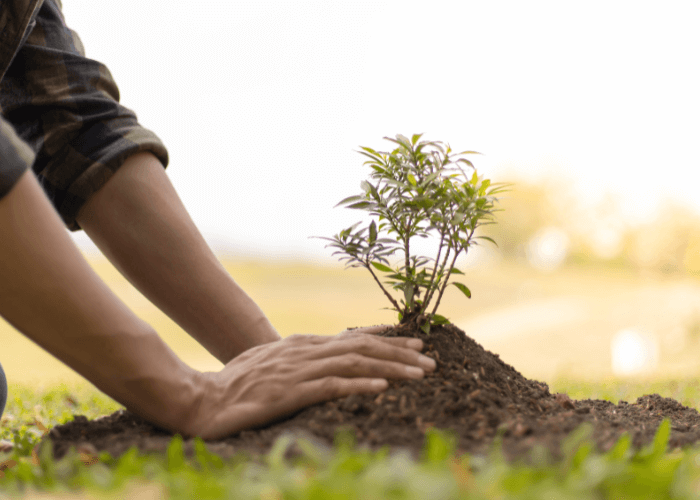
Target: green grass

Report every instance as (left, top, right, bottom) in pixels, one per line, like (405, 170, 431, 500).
(2, 380, 700, 498)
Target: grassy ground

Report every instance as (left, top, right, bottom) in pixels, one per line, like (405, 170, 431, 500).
(3, 254, 700, 497)
(2, 377, 700, 498)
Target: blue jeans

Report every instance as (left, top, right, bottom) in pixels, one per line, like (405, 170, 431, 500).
(0, 361, 6, 420)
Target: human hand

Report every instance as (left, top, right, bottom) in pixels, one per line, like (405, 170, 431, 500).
(185, 325, 436, 440)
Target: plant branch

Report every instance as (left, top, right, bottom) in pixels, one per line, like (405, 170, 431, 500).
(423, 239, 451, 311)
(429, 224, 477, 317)
(430, 249, 461, 318)
(419, 230, 446, 317)
(381, 199, 404, 248)
(404, 220, 411, 281)
(364, 260, 402, 312)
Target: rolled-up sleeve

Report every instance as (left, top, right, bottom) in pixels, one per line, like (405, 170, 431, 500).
(0, 0, 169, 230)
(0, 116, 33, 200)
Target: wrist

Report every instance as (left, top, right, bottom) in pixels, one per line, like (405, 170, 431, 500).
(176, 369, 213, 438)
(123, 366, 205, 437)
(83, 325, 205, 436)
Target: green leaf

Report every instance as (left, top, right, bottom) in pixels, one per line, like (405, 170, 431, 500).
(266, 434, 294, 470)
(387, 273, 408, 282)
(357, 146, 385, 161)
(450, 268, 464, 275)
(411, 133, 423, 145)
(560, 422, 593, 464)
(385, 179, 409, 190)
(456, 158, 475, 170)
(407, 174, 417, 186)
(357, 150, 385, 164)
(604, 433, 631, 461)
(347, 201, 372, 209)
(369, 220, 377, 244)
(371, 261, 393, 273)
(334, 195, 364, 208)
(370, 165, 387, 176)
(571, 442, 593, 470)
(650, 418, 671, 461)
(367, 182, 381, 201)
(404, 284, 414, 307)
(423, 171, 440, 185)
(166, 434, 186, 471)
(359, 145, 379, 155)
(452, 282, 472, 298)
(431, 314, 450, 325)
(421, 321, 431, 335)
(396, 134, 412, 149)
(343, 221, 362, 234)
(474, 235, 498, 247)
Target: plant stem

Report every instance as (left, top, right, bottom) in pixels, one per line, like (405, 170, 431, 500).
(365, 261, 402, 313)
(423, 234, 452, 312)
(383, 203, 404, 251)
(430, 249, 460, 318)
(420, 230, 446, 316)
(429, 225, 477, 317)
(404, 221, 411, 282)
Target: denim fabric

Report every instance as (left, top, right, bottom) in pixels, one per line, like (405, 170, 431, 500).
(0, 361, 7, 420)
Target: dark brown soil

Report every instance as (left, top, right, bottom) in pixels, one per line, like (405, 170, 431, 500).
(41, 322, 700, 466)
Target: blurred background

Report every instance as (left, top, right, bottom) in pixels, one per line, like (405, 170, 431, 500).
(2, 1, 700, 389)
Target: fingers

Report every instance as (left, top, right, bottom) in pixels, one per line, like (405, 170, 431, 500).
(284, 329, 432, 382)
(338, 325, 424, 351)
(312, 333, 433, 371)
(272, 376, 390, 420)
(224, 376, 390, 437)
(290, 345, 435, 391)
(200, 328, 434, 439)
(318, 351, 431, 381)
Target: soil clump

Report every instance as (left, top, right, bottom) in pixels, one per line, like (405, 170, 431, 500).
(41, 322, 700, 466)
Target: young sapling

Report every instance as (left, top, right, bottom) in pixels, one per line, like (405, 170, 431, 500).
(314, 134, 510, 334)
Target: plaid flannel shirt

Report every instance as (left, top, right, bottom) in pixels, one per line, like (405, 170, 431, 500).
(0, 0, 169, 230)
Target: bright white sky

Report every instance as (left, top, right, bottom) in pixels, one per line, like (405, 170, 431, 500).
(62, 1, 700, 263)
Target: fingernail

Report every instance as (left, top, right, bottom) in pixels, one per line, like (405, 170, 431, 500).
(405, 365, 424, 378)
(418, 354, 436, 371)
(407, 339, 423, 349)
(371, 379, 388, 390)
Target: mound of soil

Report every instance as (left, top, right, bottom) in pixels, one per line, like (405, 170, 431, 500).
(41, 322, 700, 466)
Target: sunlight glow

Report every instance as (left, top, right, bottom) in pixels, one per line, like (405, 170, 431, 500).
(56, 1, 700, 260)
(526, 227, 570, 272)
(611, 328, 659, 377)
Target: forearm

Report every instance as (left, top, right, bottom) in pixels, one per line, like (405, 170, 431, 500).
(0, 170, 201, 434)
(75, 152, 281, 364)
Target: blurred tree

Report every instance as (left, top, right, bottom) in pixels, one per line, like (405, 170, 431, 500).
(624, 197, 700, 276)
(478, 171, 700, 277)
(477, 176, 568, 261)
(684, 235, 700, 276)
